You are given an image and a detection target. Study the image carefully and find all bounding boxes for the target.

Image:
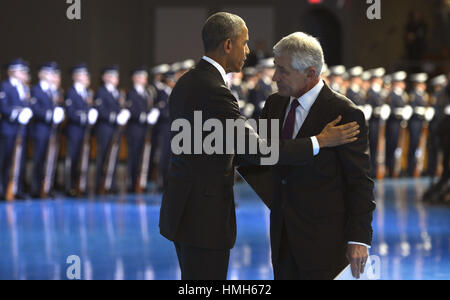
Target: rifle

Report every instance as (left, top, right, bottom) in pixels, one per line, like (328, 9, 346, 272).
(136, 124, 153, 194)
(41, 90, 65, 198)
(6, 125, 25, 201)
(393, 106, 413, 178)
(414, 107, 435, 177)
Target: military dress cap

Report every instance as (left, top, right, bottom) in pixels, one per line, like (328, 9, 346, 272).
(410, 73, 428, 83)
(391, 71, 407, 82)
(430, 74, 447, 86)
(181, 59, 195, 71)
(361, 71, 372, 81)
(348, 66, 364, 77)
(383, 74, 392, 85)
(38, 61, 59, 73)
(7, 58, 29, 72)
(151, 64, 171, 75)
(71, 63, 89, 75)
(329, 65, 346, 76)
(369, 68, 386, 78)
(102, 65, 120, 76)
(258, 57, 275, 69)
(243, 67, 258, 77)
(131, 66, 148, 76)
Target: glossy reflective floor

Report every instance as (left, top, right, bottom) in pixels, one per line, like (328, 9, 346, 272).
(0, 179, 449, 280)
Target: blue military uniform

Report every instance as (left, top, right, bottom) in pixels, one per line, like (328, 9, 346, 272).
(94, 66, 122, 193)
(149, 78, 171, 191)
(0, 59, 31, 199)
(407, 89, 427, 176)
(366, 86, 384, 177)
(29, 62, 60, 197)
(65, 64, 90, 195)
(126, 67, 153, 192)
(427, 75, 448, 177)
(385, 88, 407, 177)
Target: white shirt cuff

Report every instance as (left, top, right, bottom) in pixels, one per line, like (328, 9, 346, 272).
(348, 242, 371, 249)
(311, 136, 320, 156)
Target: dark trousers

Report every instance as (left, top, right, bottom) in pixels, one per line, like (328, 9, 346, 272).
(174, 242, 230, 280)
(385, 119, 401, 177)
(408, 119, 423, 176)
(95, 126, 116, 193)
(368, 119, 380, 177)
(0, 134, 26, 198)
(273, 224, 338, 280)
(31, 133, 51, 197)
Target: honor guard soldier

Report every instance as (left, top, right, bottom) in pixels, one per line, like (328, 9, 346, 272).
(346, 66, 365, 105)
(385, 71, 409, 177)
(29, 62, 65, 198)
(329, 65, 346, 94)
(427, 75, 448, 177)
(125, 66, 156, 193)
(366, 68, 386, 177)
(65, 64, 92, 197)
(407, 73, 429, 176)
(0, 59, 33, 200)
(249, 58, 276, 118)
(149, 64, 172, 192)
(94, 65, 128, 194)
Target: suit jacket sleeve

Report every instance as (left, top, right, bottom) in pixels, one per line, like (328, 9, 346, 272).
(210, 86, 314, 166)
(337, 108, 376, 246)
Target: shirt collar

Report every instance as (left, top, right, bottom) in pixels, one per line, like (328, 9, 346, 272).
(202, 56, 228, 85)
(9, 77, 21, 88)
(74, 82, 86, 95)
(40, 80, 50, 92)
(290, 79, 324, 112)
(134, 84, 145, 95)
(105, 83, 117, 94)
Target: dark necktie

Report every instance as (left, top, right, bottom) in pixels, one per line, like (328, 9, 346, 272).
(282, 100, 300, 140)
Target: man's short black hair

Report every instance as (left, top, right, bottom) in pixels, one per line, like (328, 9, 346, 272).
(202, 12, 245, 53)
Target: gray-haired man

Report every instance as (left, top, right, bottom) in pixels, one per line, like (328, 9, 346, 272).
(248, 32, 376, 280)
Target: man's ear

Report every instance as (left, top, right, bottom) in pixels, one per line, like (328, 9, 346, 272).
(223, 38, 233, 54)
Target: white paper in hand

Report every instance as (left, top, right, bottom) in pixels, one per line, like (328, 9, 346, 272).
(334, 259, 379, 280)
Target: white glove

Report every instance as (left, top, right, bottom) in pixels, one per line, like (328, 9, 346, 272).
(380, 104, 391, 121)
(147, 109, 160, 125)
(362, 105, 373, 122)
(88, 108, 99, 125)
(18, 108, 33, 125)
(402, 106, 414, 121)
(52, 107, 65, 125)
(425, 107, 436, 122)
(445, 105, 450, 116)
(243, 103, 255, 118)
(117, 109, 131, 126)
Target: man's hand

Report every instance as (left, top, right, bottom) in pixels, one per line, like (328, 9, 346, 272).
(346, 244, 369, 279)
(316, 116, 360, 148)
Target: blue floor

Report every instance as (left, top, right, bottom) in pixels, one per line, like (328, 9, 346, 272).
(0, 179, 449, 280)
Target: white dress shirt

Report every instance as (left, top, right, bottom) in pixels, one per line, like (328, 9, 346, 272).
(202, 56, 229, 86)
(74, 82, 88, 100)
(10, 77, 27, 100)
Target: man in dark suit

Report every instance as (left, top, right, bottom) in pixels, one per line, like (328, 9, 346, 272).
(159, 12, 361, 280)
(244, 32, 376, 280)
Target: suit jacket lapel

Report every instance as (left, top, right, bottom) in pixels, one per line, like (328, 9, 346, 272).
(295, 83, 334, 139)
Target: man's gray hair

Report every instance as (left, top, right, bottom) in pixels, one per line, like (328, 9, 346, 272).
(273, 32, 325, 78)
(202, 12, 246, 53)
